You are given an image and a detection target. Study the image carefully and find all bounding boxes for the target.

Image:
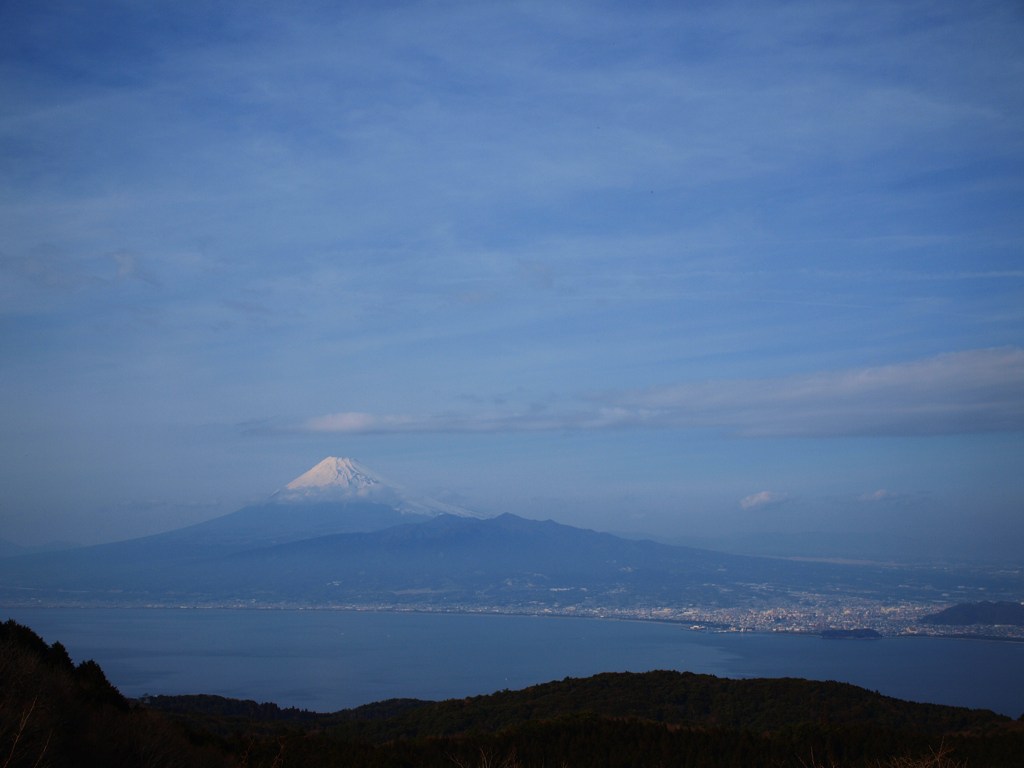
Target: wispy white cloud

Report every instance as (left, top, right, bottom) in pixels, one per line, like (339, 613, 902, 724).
(739, 490, 788, 510)
(860, 489, 896, 502)
(110, 250, 159, 286)
(303, 407, 639, 435)
(301, 347, 1024, 437)
(617, 347, 1024, 437)
(306, 412, 415, 433)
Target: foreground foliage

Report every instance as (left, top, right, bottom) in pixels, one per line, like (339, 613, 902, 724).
(0, 619, 227, 768)
(3, 619, 1022, 767)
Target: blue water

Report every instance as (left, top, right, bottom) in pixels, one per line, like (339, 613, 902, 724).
(5, 608, 1022, 717)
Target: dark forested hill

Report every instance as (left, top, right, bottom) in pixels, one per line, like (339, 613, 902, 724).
(0, 619, 228, 768)
(921, 600, 1024, 626)
(146, 669, 1010, 738)
(148, 667, 1024, 768)
(147, 666, 1024, 767)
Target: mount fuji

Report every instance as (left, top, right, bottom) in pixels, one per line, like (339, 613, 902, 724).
(0, 458, 481, 577)
(272, 457, 479, 519)
(131, 456, 482, 552)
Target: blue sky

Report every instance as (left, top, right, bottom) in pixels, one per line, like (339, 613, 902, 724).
(1, 1, 1022, 557)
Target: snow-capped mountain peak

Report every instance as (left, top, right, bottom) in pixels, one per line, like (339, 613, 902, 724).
(284, 457, 382, 493)
(274, 457, 484, 519)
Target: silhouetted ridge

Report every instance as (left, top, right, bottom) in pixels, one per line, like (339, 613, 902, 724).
(148, 669, 1024, 767)
(0, 619, 227, 768)
(318, 670, 1008, 738)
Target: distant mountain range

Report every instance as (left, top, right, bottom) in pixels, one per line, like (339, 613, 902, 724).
(0, 457, 1020, 610)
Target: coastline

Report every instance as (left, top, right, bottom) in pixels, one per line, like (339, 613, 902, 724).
(5, 599, 1024, 643)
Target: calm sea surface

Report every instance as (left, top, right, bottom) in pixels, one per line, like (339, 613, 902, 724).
(5, 608, 1022, 717)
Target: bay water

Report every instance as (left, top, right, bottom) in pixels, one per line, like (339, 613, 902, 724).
(5, 608, 1022, 717)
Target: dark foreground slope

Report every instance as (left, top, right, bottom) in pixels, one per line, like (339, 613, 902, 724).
(4, 619, 1023, 768)
(0, 620, 228, 768)
(149, 674, 1024, 767)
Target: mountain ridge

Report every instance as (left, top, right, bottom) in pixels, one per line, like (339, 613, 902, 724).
(146, 668, 1012, 735)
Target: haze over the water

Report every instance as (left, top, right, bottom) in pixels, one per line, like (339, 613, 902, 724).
(1, 2, 1021, 560)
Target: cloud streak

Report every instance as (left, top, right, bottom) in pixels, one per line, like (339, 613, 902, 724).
(302, 347, 1024, 438)
(740, 491, 788, 510)
(620, 347, 1024, 437)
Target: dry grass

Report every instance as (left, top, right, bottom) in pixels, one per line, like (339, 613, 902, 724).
(877, 745, 966, 768)
(804, 744, 967, 768)
(451, 746, 968, 768)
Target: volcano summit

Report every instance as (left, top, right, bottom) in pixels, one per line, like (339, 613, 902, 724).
(281, 457, 386, 495)
(272, 457, 478, 519)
